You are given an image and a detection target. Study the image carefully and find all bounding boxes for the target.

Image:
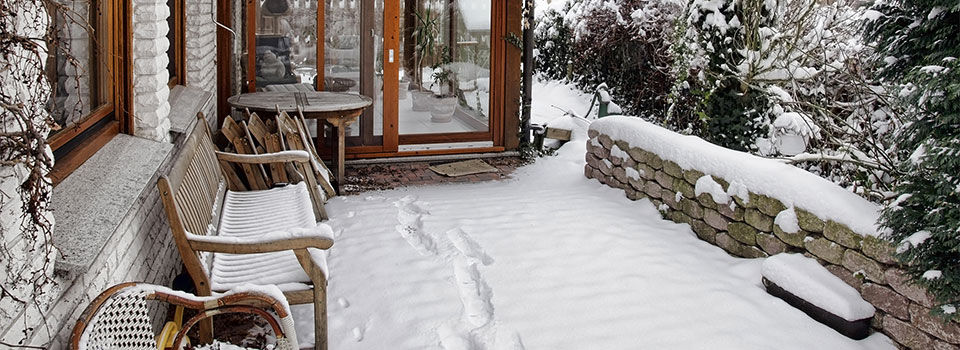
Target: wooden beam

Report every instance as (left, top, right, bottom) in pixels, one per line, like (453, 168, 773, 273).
(384, 0, 400, 152)
(503, 0, 523, 150)
(316, 0, 325, 91)
(216, 0, 234, 126)
(245, 0, 257, 92)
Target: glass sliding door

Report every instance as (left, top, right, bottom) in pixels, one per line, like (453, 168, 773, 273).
(245, 0, 386, 150)
(250, 0, 319, 90)
(243, 0, 499, 156)
(323, 0, 384, 146)
(396, 0, 491, 139)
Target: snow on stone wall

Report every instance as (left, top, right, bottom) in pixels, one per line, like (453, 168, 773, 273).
(584, 119, 960, 349)
(133, 0, 173, 142)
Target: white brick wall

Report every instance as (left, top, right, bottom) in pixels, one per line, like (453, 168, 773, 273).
(186, 0, 218, 118)
(0, 0, 220, 345)
(4, 158, 183, 348)
(0, 0, 59, 343)
(133, 0, 173, 142)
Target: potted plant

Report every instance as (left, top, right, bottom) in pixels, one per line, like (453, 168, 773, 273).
(411, 9, 439, 112)
(429, 49, 458, 123)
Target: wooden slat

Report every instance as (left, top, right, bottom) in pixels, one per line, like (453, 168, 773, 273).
(247, 113, 270, 147)
(265, 118, 278, 134)
(277, 111, 300, 134)
(293, 111, 337, 198)
(242, 120, 271, 183)
(264, 134, 289, 183)
(282, 132, 306, 184)
(219, 159, 247, 191)
(274, 115, 286, 149)
(230, 136, 268, 190)
(222, 117, 244, 144)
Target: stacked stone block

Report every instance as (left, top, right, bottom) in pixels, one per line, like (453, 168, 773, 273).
(133, 0, 173, 141)
(585, 129, 960, 350)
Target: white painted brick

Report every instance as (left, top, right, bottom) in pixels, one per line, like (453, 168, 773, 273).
(134, 54, 169, 76)
(134, 1, 170, 22)
(133, 20, 170, 40)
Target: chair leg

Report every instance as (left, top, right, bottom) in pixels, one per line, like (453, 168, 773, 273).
(195, 284, 215, 344)
(293, 249, 328, 350)
(198, 318, 215, 345)
(314, 283, 327, 350)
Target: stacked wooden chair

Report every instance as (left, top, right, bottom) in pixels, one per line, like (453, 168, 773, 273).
(214, 107, 337, 220)
(71, 282, 298, 350)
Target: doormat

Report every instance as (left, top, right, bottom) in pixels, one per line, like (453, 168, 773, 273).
(429, 159, 500, 177)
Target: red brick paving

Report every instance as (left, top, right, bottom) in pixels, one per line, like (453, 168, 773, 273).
(341, 157, 530, 195)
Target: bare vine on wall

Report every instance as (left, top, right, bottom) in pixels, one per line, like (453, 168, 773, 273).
(1, 0, 56, 313)
(0, 0, 82, 345)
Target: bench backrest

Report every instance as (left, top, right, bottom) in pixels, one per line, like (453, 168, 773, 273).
(158, 119, 224, 294)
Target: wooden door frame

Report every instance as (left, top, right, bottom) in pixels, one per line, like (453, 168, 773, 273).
(384, 0, 506, 149)
(222, 0, 517, 159)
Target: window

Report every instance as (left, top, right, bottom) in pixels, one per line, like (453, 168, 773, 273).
(47, 0, 129, 184)
(167, 0, 186, 87)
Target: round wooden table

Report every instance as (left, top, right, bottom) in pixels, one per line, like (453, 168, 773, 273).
(227, 91, 373, 193)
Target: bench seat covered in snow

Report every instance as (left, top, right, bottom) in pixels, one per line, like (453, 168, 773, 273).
(157, 119, 334, 350)
(761, 253, 875, 340)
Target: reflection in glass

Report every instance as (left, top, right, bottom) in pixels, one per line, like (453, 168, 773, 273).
(47, 0, 105, 135)
(255, 0, 318, 89)
(324, 0, 360, 95)
(398, 0, 490, 136)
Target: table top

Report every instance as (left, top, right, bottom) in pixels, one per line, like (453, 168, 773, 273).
(227, 91, 373, 114)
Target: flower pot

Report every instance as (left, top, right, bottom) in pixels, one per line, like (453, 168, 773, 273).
(430, 95, 457, 123)
(411, 90, 433, 111)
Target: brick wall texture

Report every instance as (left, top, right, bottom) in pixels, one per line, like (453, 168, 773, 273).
(0, 0, 217, 345)
(186, 0, 218, 119)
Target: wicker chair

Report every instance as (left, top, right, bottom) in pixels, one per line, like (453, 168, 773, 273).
(70, 282, 298, 350)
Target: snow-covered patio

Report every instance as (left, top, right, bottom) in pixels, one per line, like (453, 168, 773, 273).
(290, 115, 894, 349)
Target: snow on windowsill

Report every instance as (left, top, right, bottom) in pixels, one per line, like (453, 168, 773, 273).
(590, 117, 881, 237)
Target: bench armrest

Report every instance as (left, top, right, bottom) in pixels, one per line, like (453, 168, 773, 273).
(187, 225, 334, 254)
(215, 150, 311, 165)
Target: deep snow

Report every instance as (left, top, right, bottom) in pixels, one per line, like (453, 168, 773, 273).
(283, 80, 895, 349)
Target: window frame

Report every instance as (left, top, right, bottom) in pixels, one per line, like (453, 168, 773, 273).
(47, 0, 133, 184)
(167, 0, 187, 87)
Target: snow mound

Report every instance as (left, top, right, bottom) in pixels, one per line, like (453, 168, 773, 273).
(762, 254, 875, 321)
(775, 207, 800, 234)
(695, 175, 729, 204)
(590, 117, 881, 237)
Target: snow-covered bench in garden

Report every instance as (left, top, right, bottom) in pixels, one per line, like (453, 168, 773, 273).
(157, 119, 334, 350)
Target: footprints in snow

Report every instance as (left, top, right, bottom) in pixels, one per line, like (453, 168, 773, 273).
(453, 257, 493, 327)
(392, 196, 524, 350)
(448, 228, 495, 266)
(394, 196, 440, 256)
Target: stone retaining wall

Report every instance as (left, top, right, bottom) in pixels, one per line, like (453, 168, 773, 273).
(584, 128, 960, 350)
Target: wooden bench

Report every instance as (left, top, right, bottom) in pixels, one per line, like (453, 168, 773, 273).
(158, 118, 333, 350)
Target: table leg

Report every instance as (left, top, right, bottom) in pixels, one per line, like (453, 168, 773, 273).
(337, 118, 346, 194)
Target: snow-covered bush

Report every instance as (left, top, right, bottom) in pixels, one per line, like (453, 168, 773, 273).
(534, 0, 684, 118)
(533, 5, 574, 82)
(669, 0, 899, 200)
(869, 0, 960, 320)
